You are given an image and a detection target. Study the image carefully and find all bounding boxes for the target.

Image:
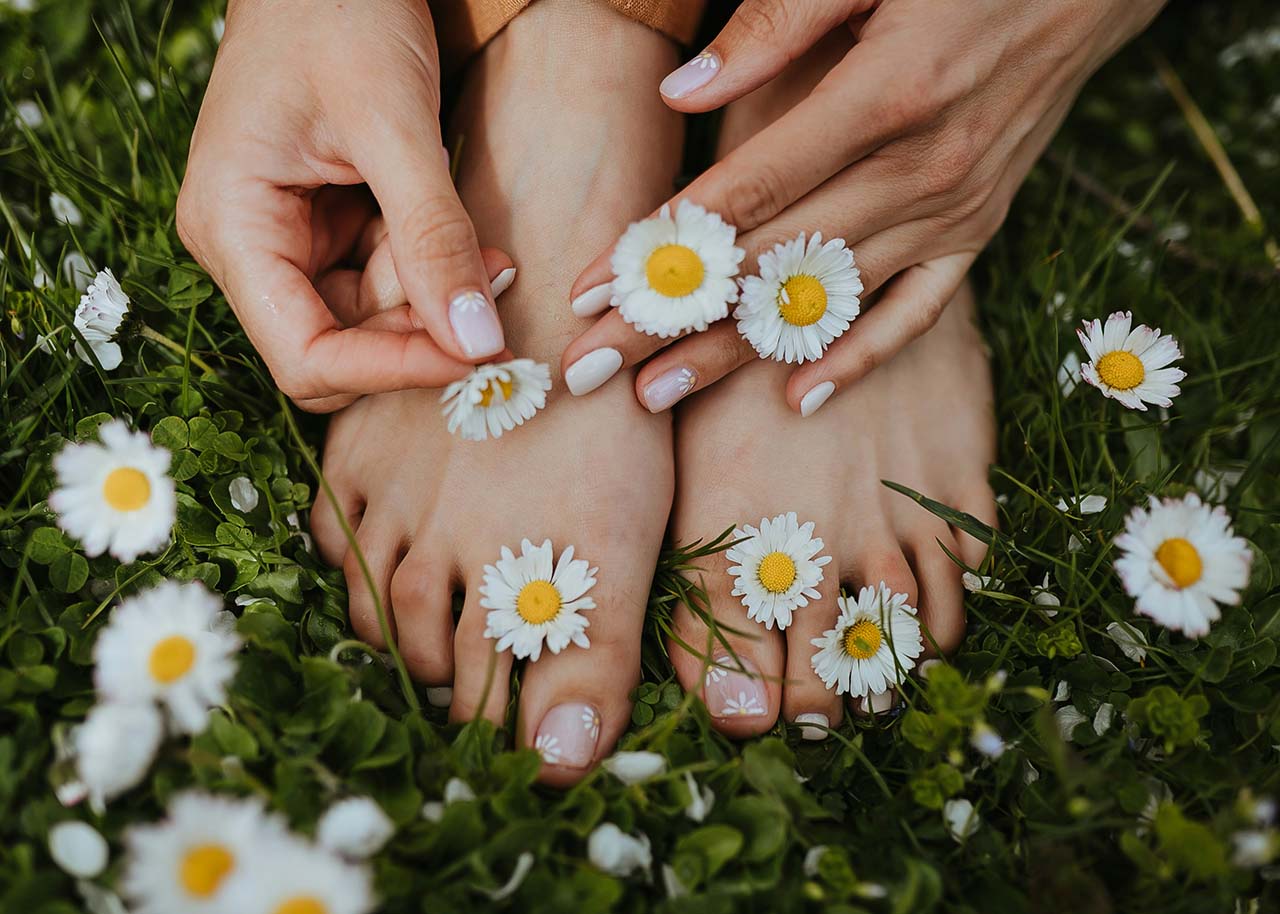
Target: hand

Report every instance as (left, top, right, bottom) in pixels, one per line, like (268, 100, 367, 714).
(563, 0, 1166, 415)
(178, 0, 511, 412)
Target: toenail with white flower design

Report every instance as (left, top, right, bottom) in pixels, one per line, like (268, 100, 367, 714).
(534, 702, 601, 769)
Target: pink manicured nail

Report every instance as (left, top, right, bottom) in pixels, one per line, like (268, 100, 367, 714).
(659, 50, 721, 99)
(642, 366, 697, 412)
(799, 381, 835, 417)
(565, 348, 623, 396)
(571, 283, 613, 318)
(704, 655, 768, 719)
(534, 703, 602, 769)
(448, 290, 504, 359)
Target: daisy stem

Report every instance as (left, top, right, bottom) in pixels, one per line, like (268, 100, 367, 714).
(139, 324, 218, 376)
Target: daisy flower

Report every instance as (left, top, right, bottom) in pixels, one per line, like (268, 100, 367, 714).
(94, 580, 241, 734)
(610, 200, 744, 338)
(726, 512, 830, 630)
(123, 792, 286, 914)
(481, 538, 597, 661)
(1114, 493, 1252, 637)
(223, 833, 375, 914)
(440, 358, 552, 441)
(810, 583, 924, 698)
(49, 418, 175, 563)
(1077, 312, 1185, 410)
(72, 268, 130, 369)
(735, 232, 862, 363)
(74, 701, 164, 812)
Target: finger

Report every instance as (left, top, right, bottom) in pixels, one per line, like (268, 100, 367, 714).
(658, 1, 866, 108)
(631, 322, 757, 412)
(560, 309, 688, 397)
(786, 252, 975, 415)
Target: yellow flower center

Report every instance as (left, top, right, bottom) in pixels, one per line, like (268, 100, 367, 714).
(757, 551, 797, 594)
(842, 620, 882, 660)
(777, 275, 827, 327)
(479, 378, 514, 408)
(1095, 350, 1145, 390)
(275, 898, 327, 914)
(102, 467, 151, 511)
(516, 580, 561, 624)
(179, 844, 235, 898)
(1155, 537, 1203, 589)
(149, 634, 196, 683)
(645, 244, 705, 298)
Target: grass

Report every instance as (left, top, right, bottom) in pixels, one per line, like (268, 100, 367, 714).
(2, 1, 1279, 912)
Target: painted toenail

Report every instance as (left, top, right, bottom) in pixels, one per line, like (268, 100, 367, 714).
(861, 690, 897, 715)
(642, 366, 697, 412)
(534, 702, 601, 769)
(565, 348, 623, 396)
(704, 655, 768, 720)
(490, 267, 517, 298)
(795, 712, 830, 741)
(570, 283, 613, 318)
(659, 50, 721, 100)
(425, 687, 453, 708)
(449, 290, 505, 359)
(799, 381, 836, 417)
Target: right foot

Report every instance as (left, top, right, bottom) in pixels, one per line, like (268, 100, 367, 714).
(310, 0, 681, 785)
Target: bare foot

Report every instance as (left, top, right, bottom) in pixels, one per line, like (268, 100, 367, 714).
(310, 0, 681, 785)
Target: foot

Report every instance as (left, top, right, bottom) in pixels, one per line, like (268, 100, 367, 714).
(310, 0, 681, 785)
(666, 49, 998, 738)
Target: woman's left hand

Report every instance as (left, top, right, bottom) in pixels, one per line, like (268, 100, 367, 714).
(561, 0, 1166, 415)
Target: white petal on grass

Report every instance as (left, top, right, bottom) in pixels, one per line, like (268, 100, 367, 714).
(1232, 830, 1277, 867)
(443, 777, 476, 804)
(587, 823, 652, 877)
(317, 796, 395, 859)
(75, 702, 163, 812)
(1105, 621, 1149, 662)
(683, 772, 715, 822)
(962, 573, 1003, 593)
(1054, 705, 1089, 742)
(49, 821, 109, 878)
(481, 852, 535, 902)
(61, 251, 95, 293)
(1052, 680, 1071, 702)
(803, 845, 828, 878)
(228, 476, 259, 512)
(77, 881, 127, 914)
(1057, 351, 1082, 396)
(1093, 703, 1115, 736)
(50, 192, 83, 226)
(970, 723, 1006, 759)
(16, 99, 43, 127)
(1056, 494, 1108, 515)
(662, 864, 689, 899)
(602, 751, 667, 785)
(943, 799, 980, 843)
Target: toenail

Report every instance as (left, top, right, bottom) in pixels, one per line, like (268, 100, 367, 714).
(795, 712, 830, 741)
(570, 283, 613, 318)
(704, 655, 769, 720)
(659, 50, 721, 100)
(449, 290, 505, 359)
(490, 267, 517, 298)
(425, 687, 453, 708)
(565, 348, 623, 396)
(860, 690, 897, 716)
(534, 702, 601, 769)
(799, 381, 836, 417)
(642, 366, 697, 412)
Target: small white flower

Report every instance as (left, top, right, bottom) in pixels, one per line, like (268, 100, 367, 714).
(1105, 620, 1149, 662)
(1057, 351, 1082, 396)
(726, 512, 830, 630)
(943, 799, 980, 843)
(1057, 494, 1108, 515)
(228, 476, 259, 513)
(1077, 312, 1185, 410)
(50, 192, 83, 226)
(970, 723, 1005, 759)
(61, 251, 95, 293)
(735, 232, 862, 363)
(610, 200, 744, 338)
(75, 702, 163, 812)
(49, 821, 109, 878)
(682, 772, 714, 822)
(1054, 705, 1089, 742)
(1232, 829, 1277, 868)
(1114, 493, 1252, 637)
(317, 796, 395, 859)
(94, 580, 240, 734)
(481, 852, 535, 902)
(587, 823, 652, 877)
(16, 99, 43, 128)
(443, 777, 476, 805)
(582, 706, 601, 741)
(223, 832, 375, 914)
(440, 358, 551, 442)
(720, 689, 765, 716)
(49, 419, 173, 563)
(602, 751, 667, 785)
(810, 583, 924, 698)
(71, 268, 130, 369)
(534, 733, 561, 764)
(481, 538, 597, 661)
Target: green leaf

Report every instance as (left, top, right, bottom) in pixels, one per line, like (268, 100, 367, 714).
(674, 825, 743, 879)
(27, 527, 69, 565)
(49, 552, 88, 593)
(151, 415, 189, 450)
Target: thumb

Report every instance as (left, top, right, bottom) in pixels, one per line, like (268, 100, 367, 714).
(658, 0, 870, 110)
(358, 127, 504, 363)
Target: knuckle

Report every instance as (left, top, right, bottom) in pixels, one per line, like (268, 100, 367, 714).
(724, 160, 791, 229)
(731, 0, 788, 47)
(403, 199, 477, 266)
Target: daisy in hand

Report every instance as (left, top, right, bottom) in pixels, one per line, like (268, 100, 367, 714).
(736, 232, 861, 363)
(94, 580, 241, 734)
(440, 358, 552, 441)
(810, 582, 924, 698)
(609, 200, 744, 338)
(1114, 492, 1252, 637)
(49, 418, 175, 563)
(726, 512, 830, 630)
(481, 538, 598, 661)
(1077, 312, 1185, 410)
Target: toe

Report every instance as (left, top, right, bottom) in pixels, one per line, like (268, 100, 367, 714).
(388, 543, 457, 685)
(342, 517, 404, 650)
(450, 584, 513, 727)
(846, 535, 918, 717)
(906, 532, 967, 657)
(952, 480, 999, 570)
(780, 560, 844, 742)
(311, 484, 364, 567)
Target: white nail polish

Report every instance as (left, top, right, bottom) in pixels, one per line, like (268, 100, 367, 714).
(570, 283, 613, 318)
(863, 690, 896, 715)
(490, 267, 516, 298)
(565, 348, 623, 396)
(795, 712, 830, 741)
(799, 380, 836, 417)
(425, 686, 453, 708)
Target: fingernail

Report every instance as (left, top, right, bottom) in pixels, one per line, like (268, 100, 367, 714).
(642, 366, 697, 412)
(564, 348, 623, 396)
(490, 267, 516, 298)
(660, 50, 721, 100)
(425, 686, 453, 708)
(861, 690, 897, 715)
(704, 655, 768, 720)
(534, 702, 601, 769)
(795, 712, 830, 741)
(448, 290, 504, 359)
(799, 380, 835, 417)
(571, 283, 613, 318)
